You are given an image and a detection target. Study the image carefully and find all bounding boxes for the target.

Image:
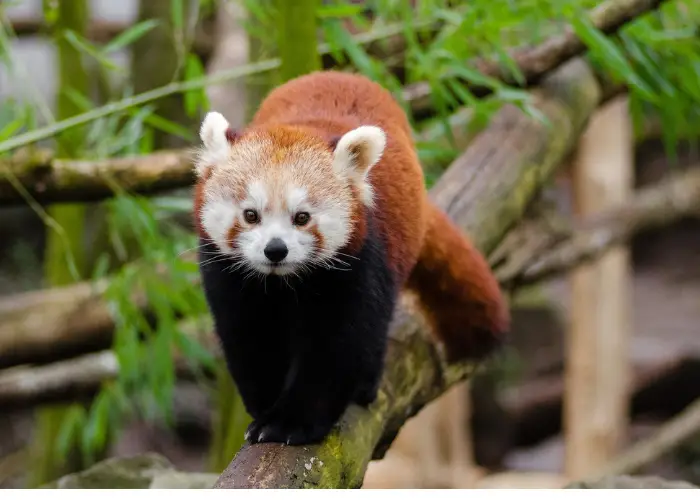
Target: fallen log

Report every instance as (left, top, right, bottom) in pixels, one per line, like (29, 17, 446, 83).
(0, 148, 198, 207)
(0, 279, 119, 370)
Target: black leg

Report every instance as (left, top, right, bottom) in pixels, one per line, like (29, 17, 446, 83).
(245, 337, 360, 445)
(246, 285, 394, 445)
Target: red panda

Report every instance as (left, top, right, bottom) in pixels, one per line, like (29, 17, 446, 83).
(193, 71, 509, 446)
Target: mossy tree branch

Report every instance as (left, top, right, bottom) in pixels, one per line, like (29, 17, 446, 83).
(0, 148, 197, 207)
(212, 58, 601, 489)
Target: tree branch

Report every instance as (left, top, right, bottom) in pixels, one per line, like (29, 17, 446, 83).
(0, 148, 197, 206)
(404, 0, 667, 117)
(0, 278, 133, 369)
(494, 166, 700, 287)
(211, 58, 601, 489)
(0, 345, 214, 409)
(0, 351, 119, 408)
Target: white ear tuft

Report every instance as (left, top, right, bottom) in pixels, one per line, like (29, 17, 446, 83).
(195, 111, 231, 177)
(200, 111, 230, 154)
(332, 125, 386, 206)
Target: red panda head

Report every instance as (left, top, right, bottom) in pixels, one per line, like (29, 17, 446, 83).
(194, 111, 386, 276)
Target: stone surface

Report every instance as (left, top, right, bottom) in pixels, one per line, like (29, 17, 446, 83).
(42, 453, 218, 489)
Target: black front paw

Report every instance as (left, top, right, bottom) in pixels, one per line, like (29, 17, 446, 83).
(245, 417, 334, 446)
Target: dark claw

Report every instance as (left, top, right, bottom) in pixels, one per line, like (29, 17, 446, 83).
(244, 420, 261, 443)
(246, 418, 334, 446)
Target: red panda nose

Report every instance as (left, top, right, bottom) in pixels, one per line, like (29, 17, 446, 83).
(264, 238, 288, 263)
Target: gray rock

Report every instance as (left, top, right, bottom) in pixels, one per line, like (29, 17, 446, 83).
(43, 453, 217, 489)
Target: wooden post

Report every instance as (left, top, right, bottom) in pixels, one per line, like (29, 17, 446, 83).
(564, 96, 634, 477)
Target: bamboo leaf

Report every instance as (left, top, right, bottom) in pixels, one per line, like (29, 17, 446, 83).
(63, 30, 122, 72)
(102, 19, 160, 54)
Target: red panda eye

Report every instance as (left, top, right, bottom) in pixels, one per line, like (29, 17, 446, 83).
(243, 209, 259, 224)
(293, 212, 310, 226)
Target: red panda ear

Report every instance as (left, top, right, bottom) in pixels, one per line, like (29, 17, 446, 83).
(332, 126, 386, 176)
(196, 111, 232, 177)
(332, 125, 386, 206)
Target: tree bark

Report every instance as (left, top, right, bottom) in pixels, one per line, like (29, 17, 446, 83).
(0, 148, 196, 207)
(0, 278, 133, 369)
(212, 58, 601, 488)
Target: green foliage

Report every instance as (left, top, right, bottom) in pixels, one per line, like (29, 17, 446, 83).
(1, 0, 700, 476)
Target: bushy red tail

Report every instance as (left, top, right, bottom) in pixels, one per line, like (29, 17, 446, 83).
(407, 201, 509, 362)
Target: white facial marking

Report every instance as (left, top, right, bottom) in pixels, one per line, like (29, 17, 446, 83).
(200, 134, 361, 278)
(201, 196, 237, 253)
(287, 186, 307, 212)
(246, 180, 269, 210)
